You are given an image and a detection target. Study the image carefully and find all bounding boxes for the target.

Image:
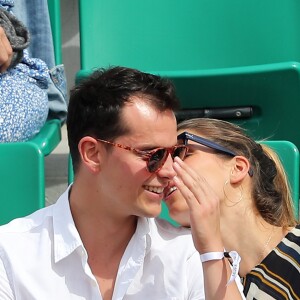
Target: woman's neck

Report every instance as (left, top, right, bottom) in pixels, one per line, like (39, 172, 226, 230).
(220, 203, 287, 277)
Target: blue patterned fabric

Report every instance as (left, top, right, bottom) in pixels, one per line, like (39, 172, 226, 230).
(0, 0, 50, 142)
(13, 0, 68, 124)
(0, 51, 49, 142)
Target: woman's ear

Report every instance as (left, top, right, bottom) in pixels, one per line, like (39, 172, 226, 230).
(230, 156, 251, 184)
(78, 136, 102, 173)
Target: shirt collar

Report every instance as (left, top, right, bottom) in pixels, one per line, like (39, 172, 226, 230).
(52, 186, 155, 263)
(52, 185, 83, 263)
(136, 217, 152, 255)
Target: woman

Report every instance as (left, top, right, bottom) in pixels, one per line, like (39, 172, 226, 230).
(0, 0, 50, 142)
(166, 118, 300, 299)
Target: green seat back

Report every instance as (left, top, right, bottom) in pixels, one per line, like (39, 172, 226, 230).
(77, 0, 300, 73)
(165, 62, 300, 150)
(0, 120, 61, 225)
(0, 144, 44, 224)
(76, 0, 300, 165)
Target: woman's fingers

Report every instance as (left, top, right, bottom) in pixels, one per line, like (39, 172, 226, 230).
(173, 157, 218, 208)
(173, 173, 199, 210)
(173, 156, 223, 252)
(0, 27, 13, 73)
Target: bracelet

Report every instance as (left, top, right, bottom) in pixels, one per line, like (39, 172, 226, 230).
(200, 251, 225, 262)
(200, 251, 241, 285)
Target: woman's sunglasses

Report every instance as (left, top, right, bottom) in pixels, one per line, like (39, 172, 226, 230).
(177, 132, 253, 177)
(97, 138, 188, 173)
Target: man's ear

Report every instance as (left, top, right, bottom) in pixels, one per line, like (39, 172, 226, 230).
(78, 137, 102, 173)
(230, 156, 251, 184)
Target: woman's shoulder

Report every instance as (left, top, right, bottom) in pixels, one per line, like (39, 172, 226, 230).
(284, 224, 300, 247)
(243, 227, 300, 299)
(293, 224, 300, 233)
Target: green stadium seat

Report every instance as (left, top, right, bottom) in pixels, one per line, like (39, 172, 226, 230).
(77, 0, 300, 73)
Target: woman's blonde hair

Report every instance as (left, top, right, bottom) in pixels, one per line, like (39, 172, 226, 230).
(178, 118, 297, 227)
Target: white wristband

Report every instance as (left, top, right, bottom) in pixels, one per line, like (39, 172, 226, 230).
(200, 251, 225, 262)
(200, 251, 241, 285)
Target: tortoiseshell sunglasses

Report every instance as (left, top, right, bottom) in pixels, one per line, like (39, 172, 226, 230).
(97, 138, 188, 173)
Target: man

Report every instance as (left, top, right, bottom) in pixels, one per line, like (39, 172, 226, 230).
(0, 66, 206, 299)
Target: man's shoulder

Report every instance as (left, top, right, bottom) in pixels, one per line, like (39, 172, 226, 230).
(0, 188, 70, 238)
(147, 218, 196, 254)
(153, 217, 191, 236)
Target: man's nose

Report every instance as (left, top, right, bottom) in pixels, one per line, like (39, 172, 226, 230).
(157, 153, 176, 179)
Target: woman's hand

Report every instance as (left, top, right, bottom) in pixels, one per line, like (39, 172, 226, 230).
(173, 157, 244, 299)
(173, 156, 224, 253)
(0, 27, 12, 73)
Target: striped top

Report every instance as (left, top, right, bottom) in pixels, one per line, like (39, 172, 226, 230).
(243, 225, 300, 300)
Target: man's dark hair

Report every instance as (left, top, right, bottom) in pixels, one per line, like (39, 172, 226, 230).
(67, 66, 179, 172)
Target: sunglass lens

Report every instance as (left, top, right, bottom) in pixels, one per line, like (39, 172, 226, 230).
(147, 149, 168, 172)
(172, 146, 187, 160)
(177, 138, 185, 145)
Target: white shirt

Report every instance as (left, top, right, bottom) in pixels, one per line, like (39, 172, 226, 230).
(0, 188, 205, 299)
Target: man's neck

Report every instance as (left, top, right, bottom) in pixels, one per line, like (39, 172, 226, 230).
(69, 183, 138, 300)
